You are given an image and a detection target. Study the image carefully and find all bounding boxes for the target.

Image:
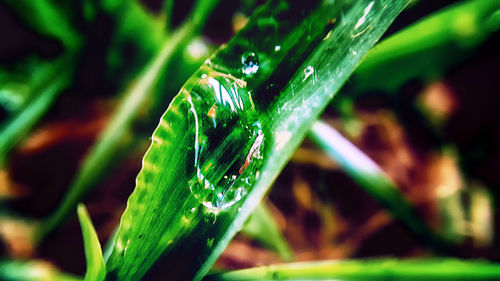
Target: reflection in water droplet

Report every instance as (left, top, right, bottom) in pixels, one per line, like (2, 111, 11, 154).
(184, 65, 264, 212)
(204, 211, 217, 224)
(241, 52, 260, 75)
(355, 1, 375, 29)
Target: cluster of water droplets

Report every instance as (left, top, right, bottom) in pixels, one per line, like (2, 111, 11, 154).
(182, 52, 264, 213)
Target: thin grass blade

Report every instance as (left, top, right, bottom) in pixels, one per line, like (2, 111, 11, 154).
(242, 204, 294, 261)
(37, 1, 219, 242)
(310, 120, 450, 252)
(0, 54, 77, 165)
(207, 258, 500, 281)
(77, 204, 106, 281)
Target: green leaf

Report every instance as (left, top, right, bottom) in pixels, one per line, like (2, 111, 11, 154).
(77, 204, 106, 281)
(242, 204, 294, 261)
(206, 258, 500, 281)
(37, 1, 219, 241)
(0, 259, 82, 281)
(353, 0, 500, 93)
(105, 1, 409, 280)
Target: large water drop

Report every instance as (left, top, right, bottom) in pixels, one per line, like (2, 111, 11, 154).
(184, 65, 264, 212)
(241, 52, 259, 76)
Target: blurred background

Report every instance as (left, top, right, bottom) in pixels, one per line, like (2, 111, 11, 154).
(0, 0, 499, 278)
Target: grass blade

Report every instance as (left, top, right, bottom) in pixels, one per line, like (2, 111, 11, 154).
(310, 120, 450, 252)
(104, 1, 409, 280)
(77, 204, 105, 281)
(0, 55, 76, 165)
(207, 258, 500, 281)
(37, 1, 219, 242)
(200, 0, 409, 278)
(353, 0, 500, 93)
(242, 204, 294, 261)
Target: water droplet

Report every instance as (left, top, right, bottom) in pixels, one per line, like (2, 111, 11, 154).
(355, 1, 374, 29)
(241, 52, 259, 75)
(206, 237, 214, 247)
(204, 211, 217, 224)
(302, 66, 315, 82)
(182, 206, 198, 224)
(183, 65, 264, 212)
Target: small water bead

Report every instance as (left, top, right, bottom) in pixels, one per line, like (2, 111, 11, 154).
(303, 65, 315, 82)
(204, 211, 218, 224)
(241, 52, 259, 75)
(186, 65, 264, 212)
(182, 206, 198, 224)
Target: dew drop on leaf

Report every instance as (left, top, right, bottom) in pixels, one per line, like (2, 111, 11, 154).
(241, 52, 259, 75)
(183, 64, 264, 212)
(204, 211, 217, 224)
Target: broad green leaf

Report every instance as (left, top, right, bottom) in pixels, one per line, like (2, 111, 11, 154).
(77, 204, 106, 281)
(0, 259, 81, 281)
(310, 121, 450, 252)
(242, 204, 294, 261)
(105, 1, 409, 280)
(206, 258, 500, 281)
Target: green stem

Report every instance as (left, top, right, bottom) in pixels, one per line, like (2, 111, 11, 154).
(207, 259, 500, 281)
